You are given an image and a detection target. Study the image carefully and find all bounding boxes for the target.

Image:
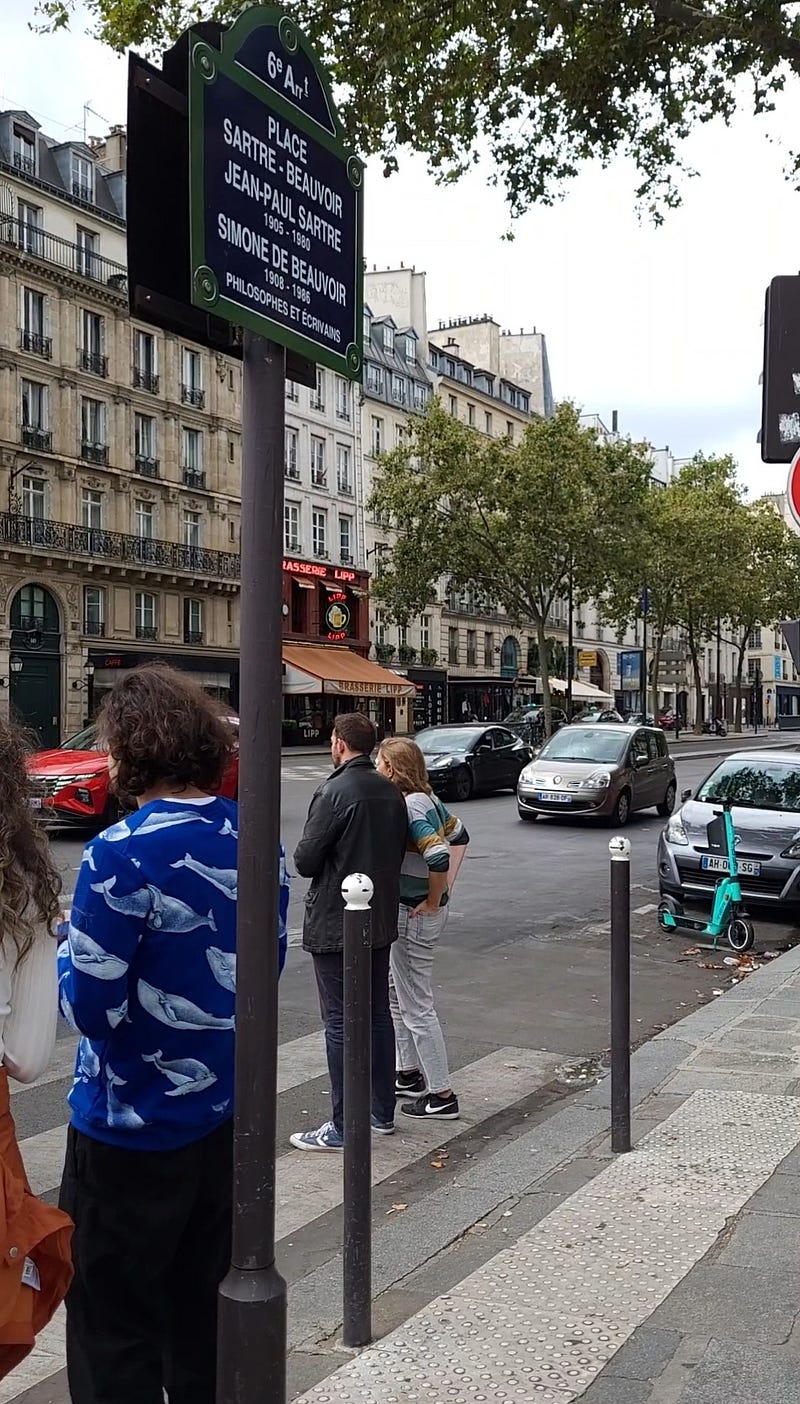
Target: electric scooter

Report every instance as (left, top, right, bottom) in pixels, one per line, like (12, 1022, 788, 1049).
(657, 799, 755, 952)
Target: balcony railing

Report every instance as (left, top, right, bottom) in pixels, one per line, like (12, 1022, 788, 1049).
(311, 469, 327, 487)
(133, 368, 159, 394)
(184, 630, 204, 645)
(20, 330, 51, 358)
(81, 350, 108, 377)
(337, 476, 354, 495)
(181, 384, 205, 408)
(72, 180, 93, 202)
(285, 462, 300, 480)
(182, 468, 206, 489)
(13, 152, 35, 175)
(134, 455, 159, 479)
(1, 216, 127, 290)
(21, 425, 52, 452)
(0, 512, 241, 581)
(82, 443, 108, 465)
(84, 620, 105, 637)
(136, 625, 158, 641)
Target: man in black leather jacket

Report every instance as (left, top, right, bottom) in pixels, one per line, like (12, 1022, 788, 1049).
(290, 712, 408, 1152)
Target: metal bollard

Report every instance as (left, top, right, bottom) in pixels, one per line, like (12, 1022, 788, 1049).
(341, 872, 374, 1348)
(609, 836, 632, 1154)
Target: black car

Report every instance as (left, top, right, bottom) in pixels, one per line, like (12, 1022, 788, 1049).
(504, 705, 568, 745)
(415, 724, 532, 801)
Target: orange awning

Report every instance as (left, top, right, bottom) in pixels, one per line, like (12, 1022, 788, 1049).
(282, 644, 415, 698)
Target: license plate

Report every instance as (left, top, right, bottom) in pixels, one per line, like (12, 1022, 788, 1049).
(538, 792, 572, 804)
(701, 855, 761, 877)
(28, 797, 42, 809)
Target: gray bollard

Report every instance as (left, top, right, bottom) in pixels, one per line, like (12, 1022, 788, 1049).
(609, 836, 632, 1154)
(341, 872, 374, 1348)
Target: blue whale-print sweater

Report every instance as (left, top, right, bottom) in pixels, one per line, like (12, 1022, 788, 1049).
(58, 795, 242, 1151)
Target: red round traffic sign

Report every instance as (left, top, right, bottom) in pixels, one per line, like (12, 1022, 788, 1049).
(788, 447, 800, 530)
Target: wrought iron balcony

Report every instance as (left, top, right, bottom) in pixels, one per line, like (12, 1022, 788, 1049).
(134, 455, 159, 479)
(0, 512, 240, 581)
(182, 468, 206, 489)
(337, 477, 354, 495)
(136, 625, 158, 641)
(311, 469, 327, 487)
(84, 620, 105, 637)
(134, 368, 159, 393)
(184, 630, 204, 645)
(21, 425, 52, 452)
(82, 442, 108, 465)
(1, 216, 127, 290)
(72, 180, 93, 203)
(181, 384, 205, 408)
(13, 153, 35, 175)
(81, 350, 108, 377)
(20, 330, 51, 358)
(285, 462, 300, 480)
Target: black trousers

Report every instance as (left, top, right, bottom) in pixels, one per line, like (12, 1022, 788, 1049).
(59, 1119, 233, 1404)
(313, 945, 395, 1133)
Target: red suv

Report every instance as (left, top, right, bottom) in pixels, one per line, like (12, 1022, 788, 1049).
(27, 718, 239, 830)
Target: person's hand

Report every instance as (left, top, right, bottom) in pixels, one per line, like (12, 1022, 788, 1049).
(410, 900, 441, 917)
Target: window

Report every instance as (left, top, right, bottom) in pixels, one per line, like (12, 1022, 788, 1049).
(784, 660, 789, 680)
(466, 629, 477, 666)
(384, 325, 394, 353)
(81, 310, 106, 375)
(76, 227, 98, 280)
(81, 488, 103, 530)
(21, 380, 49, 448)
(339, 515, 353, 560)
(135, 499, 154, 538)
(392, 374, 406, 404)
(393, 423, 405, 448)
(420, 615, 431, 650)
(312, 509, 327, 558)
(448, 627, 459, 665)
(84, 586, 104, 636)
(284, 501, 300, 551)
(371, 416, 384, 455)
(135, 591, 157, 639)
(182, 427, 203, 474)
(484, 631, 494, 667)
(21, 288, 49, 357)
(21, 475, 46, 519)
(449, 395, 458, 417)
(81, 398, 107, 462)
(72, 152, 94, 203)
(335, 377, 350, 421)
(228, 439, 235, 463)
(181, 348, 204, 407)
(12, 126, 35, 175)
(18, 202, 43, 256)
(286, 379, 299, 402)
(310, 366, 325, 411)
(134, 413, 156, 461)
(414, 383, 428, 412)
(366, 364, 383, 395)
(311, 436, 326, 487)
(485, 411, 492, 434)
(337, 444, 352, 493)
(134, 330, 158, 392)
(363, 308, 372, 343)
(405, 336, 415, 362)
(506, 421, 514, 441)
(184, 598, 203, 643)
(747, 657, 759, 679)
(468, 404, 475, 427)
(747, 627, 762, 649)
(398, 624, 408, 648)
(285, 428, 299, 479)
(375, 610, 386, 645)
(183, 510, 201, 548)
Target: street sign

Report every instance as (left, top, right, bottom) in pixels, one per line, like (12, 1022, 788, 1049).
(577, 649, 597, 668)
(787, 447, 800, 530)
(188, 7, 363, 377)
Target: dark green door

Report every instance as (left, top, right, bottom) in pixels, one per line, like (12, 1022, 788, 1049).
(10, 655, 60, 748)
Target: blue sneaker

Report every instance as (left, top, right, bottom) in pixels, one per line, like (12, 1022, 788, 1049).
(290, 1120, 343, 1152)
(371, 1115, 395, 1136)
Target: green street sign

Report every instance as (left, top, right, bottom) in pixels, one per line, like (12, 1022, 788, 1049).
(188, 6, 363, 379)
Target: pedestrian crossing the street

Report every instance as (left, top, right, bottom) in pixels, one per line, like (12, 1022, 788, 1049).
(0, 1035, 558, 1402)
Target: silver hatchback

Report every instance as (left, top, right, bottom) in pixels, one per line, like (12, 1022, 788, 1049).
(517, 723, 676, 826)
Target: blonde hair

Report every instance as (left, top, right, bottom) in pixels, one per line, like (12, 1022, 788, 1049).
(378, 737, 432, 797)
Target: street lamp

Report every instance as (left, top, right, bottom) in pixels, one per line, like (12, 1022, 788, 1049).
(71, 659, 95, 691)
(9, 655, 23, 676)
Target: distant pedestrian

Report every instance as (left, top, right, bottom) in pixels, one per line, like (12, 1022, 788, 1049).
(376, 738, 469, 1120)
(290, 713, 407, 1151)
(58, 665, 238, 1404)
(0, 719, 72, 1380)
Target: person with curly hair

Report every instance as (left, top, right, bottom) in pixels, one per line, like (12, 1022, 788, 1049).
(57, 664, 239, 1404)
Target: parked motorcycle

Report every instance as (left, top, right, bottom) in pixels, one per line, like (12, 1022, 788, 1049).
(702, 718, 728, 737)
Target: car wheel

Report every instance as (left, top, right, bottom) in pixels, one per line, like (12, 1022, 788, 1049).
(518, 807, 538, 822)
(452, 767, 473, 802)
(611, 789, 631, 827)
(657, 782, 677, 818)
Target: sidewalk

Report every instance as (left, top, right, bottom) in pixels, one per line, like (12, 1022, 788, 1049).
(291, 944, 800, 1403)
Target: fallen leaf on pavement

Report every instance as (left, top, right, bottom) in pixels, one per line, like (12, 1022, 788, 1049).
(682, 946, 702, 956)
(386, 1203, 407, 1216)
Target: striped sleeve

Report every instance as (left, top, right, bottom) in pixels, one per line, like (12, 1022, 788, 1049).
(439, 802, 470, 848)
(405, 793, 450, 872)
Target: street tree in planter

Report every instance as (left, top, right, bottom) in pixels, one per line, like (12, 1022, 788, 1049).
(369, 399, 652, 735)
(727, 501, 800, 730)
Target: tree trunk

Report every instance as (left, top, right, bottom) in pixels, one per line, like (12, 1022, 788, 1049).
(734, 634, 748, 732)
(687, 637, 705, 733)
(650, 629, 662, 722)
(536, 614, 553, 735)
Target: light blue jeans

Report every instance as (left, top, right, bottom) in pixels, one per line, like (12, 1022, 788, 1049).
(389, 904, 451, 1093)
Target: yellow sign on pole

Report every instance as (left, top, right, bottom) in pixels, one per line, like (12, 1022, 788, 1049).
(578, 649, 597, 668)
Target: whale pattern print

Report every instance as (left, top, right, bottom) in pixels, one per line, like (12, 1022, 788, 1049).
(59, 795, 241, 1151)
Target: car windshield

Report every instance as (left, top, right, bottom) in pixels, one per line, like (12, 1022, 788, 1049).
(538, 727, 626, 764)
(696, 758, 800, 812)
(60, 724, 102, 752)
(416, 729, 478, 754)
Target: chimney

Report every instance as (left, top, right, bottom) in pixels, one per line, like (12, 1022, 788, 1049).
(101, 124, 127, 172)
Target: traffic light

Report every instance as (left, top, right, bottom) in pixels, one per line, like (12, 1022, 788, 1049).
(761, 275, 800, 463)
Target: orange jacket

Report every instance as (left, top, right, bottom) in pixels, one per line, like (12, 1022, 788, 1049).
(0, 1068, 73, 1378)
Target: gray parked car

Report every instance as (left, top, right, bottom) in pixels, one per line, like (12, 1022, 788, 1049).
(658, 749, 800, 910)
(517, 723, 676, 826)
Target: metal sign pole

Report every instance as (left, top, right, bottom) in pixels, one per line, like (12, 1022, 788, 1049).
(217, 330, 287, 1404)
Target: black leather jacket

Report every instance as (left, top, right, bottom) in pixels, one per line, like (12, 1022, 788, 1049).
(294, 756, 408, 954)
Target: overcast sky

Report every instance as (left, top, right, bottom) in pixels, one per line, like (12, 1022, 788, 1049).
(4, 0, 799, 497)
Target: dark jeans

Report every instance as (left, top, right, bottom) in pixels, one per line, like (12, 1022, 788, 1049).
(313, 945, 395, 1132)
(59, 1119, 233, 1404)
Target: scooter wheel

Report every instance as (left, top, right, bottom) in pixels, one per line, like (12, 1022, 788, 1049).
(727, 916, 755, 953)
(658, 897, 677, 931)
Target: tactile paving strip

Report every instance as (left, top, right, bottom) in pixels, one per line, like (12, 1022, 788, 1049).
(294, 1090, 800, 1403)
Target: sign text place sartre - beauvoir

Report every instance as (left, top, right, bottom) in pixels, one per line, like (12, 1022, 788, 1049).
(188, 8, 363, 378)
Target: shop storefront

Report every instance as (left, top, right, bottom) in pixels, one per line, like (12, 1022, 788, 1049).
(88, 648, 238, 713)
(282, 643, 416, 745)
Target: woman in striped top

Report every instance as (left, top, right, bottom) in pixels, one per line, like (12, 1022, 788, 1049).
(376, 738, 469, 1120)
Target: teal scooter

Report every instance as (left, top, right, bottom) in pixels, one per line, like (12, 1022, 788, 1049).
(658, 799, 755, 953)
